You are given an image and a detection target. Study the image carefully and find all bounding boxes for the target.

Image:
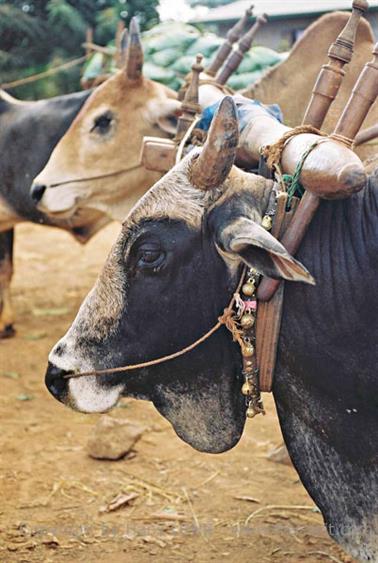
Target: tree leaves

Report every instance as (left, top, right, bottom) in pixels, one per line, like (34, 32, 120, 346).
(0, 0, 160, 99)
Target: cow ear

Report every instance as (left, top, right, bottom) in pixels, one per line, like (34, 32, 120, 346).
(218, 217, 315, 284)
(152, 98, 181, 135)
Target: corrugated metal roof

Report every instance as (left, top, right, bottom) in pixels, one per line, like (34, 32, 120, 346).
(191, 0, 378, 22)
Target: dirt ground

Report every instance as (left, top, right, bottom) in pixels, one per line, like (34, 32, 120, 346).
(0, 222, 355, 563)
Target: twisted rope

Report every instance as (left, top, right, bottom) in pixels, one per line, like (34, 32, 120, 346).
(262, 125, 327, 208)
(64, 267, 247, 380)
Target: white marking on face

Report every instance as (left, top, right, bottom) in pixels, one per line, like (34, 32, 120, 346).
(38, 184, 85, 216)
(68, 376, 123, 413)
(49, 335, 123, 414)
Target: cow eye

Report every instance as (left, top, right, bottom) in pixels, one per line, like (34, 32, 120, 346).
(91, 111, 113, 134)
(136, 243, 165, 269)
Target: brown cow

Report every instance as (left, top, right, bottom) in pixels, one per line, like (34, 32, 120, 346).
(31, 19, 181, 222)
(33, 12, 377, 224)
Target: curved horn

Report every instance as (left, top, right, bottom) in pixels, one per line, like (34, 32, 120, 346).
(190, 96, 239, 190)
(126, 17, 143, 80)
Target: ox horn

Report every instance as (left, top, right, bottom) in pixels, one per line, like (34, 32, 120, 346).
(126, 17, 143, 80)
(190, 96, 239, 190)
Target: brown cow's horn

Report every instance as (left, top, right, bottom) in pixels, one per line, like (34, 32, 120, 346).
(126, 17, 143, 80)
(190, 96, 239, 190)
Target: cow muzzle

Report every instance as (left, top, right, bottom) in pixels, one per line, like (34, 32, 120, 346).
(30, 183, 47, 203)
(45, 361, 70, 403)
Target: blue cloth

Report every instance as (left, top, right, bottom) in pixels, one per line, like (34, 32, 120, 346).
(197, 95, 283, 133)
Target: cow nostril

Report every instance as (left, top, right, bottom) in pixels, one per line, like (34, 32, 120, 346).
(45, 362, 70, 402)
(30, 183, 47, 203)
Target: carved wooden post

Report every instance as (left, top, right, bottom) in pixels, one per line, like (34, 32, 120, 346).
(206, 5, 254, 77)
(115, 20, 126, 69)
(175, 54, 204, 142)
(258, 43, 378, 303)
(118, 29, 129, 69)
(330, 43, 378, 145)
(85, 27, 94, 59)
(302, 0, 369, 128)
(355, 122, 378, 145)
(216, 14, 268, 85)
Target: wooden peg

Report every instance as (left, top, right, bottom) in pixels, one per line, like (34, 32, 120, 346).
(302, 0, 369, 128)
(206, 4, 254, 77)
(85, 27, 94, 58)
(175, 54, 204, 142)
(216, 14, 268, 85)
(330, 43, 378, 146)
(117, 29, 129, 69)
(115, 20, 126, 69)
(354, 122, 378, 145)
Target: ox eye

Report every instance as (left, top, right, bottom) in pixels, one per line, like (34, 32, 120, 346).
(136, 243, 165, 270)
(91, 111, 113, 134)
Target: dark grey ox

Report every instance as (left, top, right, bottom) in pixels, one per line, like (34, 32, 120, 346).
(45, 98, 378, 562)
(0, 89, 110, 337)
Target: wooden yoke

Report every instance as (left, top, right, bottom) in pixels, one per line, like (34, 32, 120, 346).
(257, 0, 371, 303)
(355, 122, 378, 145)
(303, 0, 369, 127)
(330, 43, 378, 145)
(175, 55, 203, 143)
(256, 2, 370, 390)
(206, 5, 254, 77)
(141, 55, 204, 173)
(216, 14, 268, 86)
(258, 41, 378, 301)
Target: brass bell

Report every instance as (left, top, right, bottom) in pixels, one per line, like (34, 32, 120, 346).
(262, 215, 272, 231)
(246, 405, 258, 418)
(242, 343, 254, 357)
(242, 282, 255, 297)
(241, 381, 253, 396)
(240, 313, 255, 329)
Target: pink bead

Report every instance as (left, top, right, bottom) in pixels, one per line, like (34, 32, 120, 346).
(243, 300, 257, 311)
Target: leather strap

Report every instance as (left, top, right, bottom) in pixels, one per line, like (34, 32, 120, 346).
(256, 195, 299, 392)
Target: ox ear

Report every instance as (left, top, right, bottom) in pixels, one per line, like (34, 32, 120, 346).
(218, 217, 315, 284)
(148, 98, 182, 135)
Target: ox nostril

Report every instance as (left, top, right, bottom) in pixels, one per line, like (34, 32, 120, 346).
(45, 362, 70, 402)
(30, 183, 47, 203)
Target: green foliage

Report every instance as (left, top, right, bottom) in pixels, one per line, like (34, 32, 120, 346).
(0, 0, 160, 99)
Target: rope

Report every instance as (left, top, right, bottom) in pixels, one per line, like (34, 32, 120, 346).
(282, 140, 324, 207)
(262, 125, 326, 171)
(63, 266, 247, 380)
(1, 56, 87, 90)
(48, 161, 142, 188)
(262, 125, 327, 208)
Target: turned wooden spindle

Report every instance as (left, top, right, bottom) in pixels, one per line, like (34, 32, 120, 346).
(115, 20, 126, 69)
(330, 43, 378, 145)
(302, 0, 369, 128)
(175, 54, 204, 142)
(216, 14, 268, 85)
(354, 122, 378, 145)
(85, 27, 94, 58)
(257, 1, 370, 302)
(206, 5, 254, 77)
(118, 29, 129, 69)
